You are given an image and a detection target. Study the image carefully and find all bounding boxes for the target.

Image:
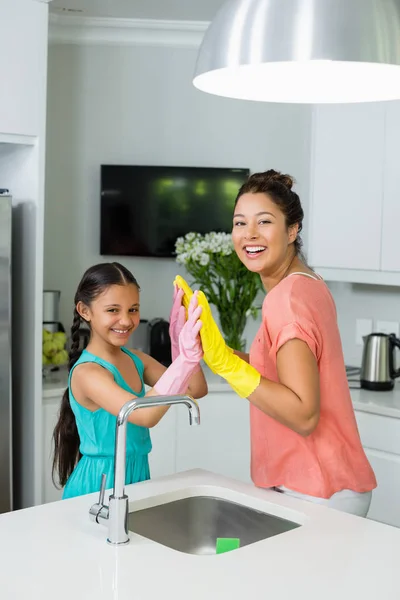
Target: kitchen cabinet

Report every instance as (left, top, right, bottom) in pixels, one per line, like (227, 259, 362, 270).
(355, 409, 400, 528)
(364, 449, 400, 528)
(308, 103, 385, 272)
(308, 101, 400, 284)
(42, 395, 63, 504)
(381, 101, 400, 273)
(148, 409, 177, 479)
(0, 0, 48, 137)
(175, 391, 252, 484)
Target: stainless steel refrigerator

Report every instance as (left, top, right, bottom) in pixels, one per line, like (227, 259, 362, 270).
(0, 194, 12, 513)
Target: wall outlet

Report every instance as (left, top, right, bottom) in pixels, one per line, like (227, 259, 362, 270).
(375, 320, 400, 337)
(355, 318, 373, 346)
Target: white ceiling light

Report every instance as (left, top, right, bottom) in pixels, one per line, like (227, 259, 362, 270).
(193, 0, 400, 103)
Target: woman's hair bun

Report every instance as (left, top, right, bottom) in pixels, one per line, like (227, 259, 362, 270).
(262, 169, 294, 191)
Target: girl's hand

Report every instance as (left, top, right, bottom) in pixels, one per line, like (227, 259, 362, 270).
(169, 285, 186, 360)
(178, 292, 203, 363)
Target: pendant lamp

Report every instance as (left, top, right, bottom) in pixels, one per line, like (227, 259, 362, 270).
(193, 0, 400, 103)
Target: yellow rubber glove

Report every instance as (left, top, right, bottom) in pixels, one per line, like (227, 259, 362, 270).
(174, 275, 261, 398)
(174, 275, 234, 354)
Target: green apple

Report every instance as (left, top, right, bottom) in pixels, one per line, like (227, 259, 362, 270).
(53, 331, 67, 351)
(43, 340, 58, 358)
(43, 329, 53, 342)
(52, 349, 68, 366)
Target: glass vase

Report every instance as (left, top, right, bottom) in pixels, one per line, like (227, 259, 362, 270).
(218, 310, 247, 352)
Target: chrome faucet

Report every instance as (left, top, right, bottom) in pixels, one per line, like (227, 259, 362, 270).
(89, 394, 200, 545)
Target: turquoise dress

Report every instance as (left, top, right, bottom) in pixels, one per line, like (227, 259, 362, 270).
(62, 347, 152, 499)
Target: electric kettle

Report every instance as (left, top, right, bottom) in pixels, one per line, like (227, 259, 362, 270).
(360, 333, 400, 391)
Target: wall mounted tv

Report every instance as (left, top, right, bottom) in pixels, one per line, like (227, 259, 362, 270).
(100, 165, 250, 258)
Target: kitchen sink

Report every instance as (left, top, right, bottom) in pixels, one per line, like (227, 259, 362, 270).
(128, 495, 301, 555)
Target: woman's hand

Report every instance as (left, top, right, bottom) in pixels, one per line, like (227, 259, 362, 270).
(165, 282, 208, 399)
(174, 275, 233, 371)
(174, 275, 260, 398)
(173, 276, 225, 364)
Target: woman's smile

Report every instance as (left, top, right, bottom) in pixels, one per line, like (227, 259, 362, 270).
(243, 244, 268, 259)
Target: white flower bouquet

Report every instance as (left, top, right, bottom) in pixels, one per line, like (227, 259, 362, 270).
(175, 232, 263, 351)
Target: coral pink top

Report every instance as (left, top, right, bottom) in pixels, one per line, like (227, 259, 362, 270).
(249, 273, 376, 498)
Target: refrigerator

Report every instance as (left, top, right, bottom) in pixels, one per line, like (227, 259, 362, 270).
(0, 194, 12, 513)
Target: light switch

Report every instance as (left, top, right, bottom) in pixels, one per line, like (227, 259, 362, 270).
(355, 318, 373, 346)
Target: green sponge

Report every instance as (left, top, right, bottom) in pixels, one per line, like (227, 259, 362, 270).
(216, 537, 240, 554)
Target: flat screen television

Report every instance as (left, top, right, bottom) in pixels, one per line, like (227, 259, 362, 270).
(100, 165, 250, 258)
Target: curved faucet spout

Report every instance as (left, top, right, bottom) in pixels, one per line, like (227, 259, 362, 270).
(114, 395, 200, 499)
(89, 393, 201, 545)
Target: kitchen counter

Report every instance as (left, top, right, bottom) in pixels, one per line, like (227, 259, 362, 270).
(350, 385, 400, 419)
(0, 469, 399, 599)
(42, 365, 400, 419)
(42, 364, 234, 397)
(42, 367, 68, 398)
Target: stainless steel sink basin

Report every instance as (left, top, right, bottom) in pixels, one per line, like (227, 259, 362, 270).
(128, 495, 301, 555)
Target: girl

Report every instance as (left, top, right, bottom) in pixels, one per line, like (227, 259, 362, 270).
(52, 262, 207, 499)
(176, 169, 377, 517)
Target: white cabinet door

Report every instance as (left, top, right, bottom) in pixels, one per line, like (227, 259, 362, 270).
(0, 0, 48, 137)
(42, 397, 63, 504)
(148, 409, 177, 480)
(381, 101, 400, 272)
(364, 448, 400, 528)
(354, 410, 400, 528)
(309, 104, 385, 270)
(176, 392, 252, 484)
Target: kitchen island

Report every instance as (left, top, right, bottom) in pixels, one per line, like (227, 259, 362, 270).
(0, 469, 399, 599)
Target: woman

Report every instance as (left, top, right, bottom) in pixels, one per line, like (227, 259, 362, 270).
(176, 169, 376, 517)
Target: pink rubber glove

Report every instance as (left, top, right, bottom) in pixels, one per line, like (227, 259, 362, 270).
(154, 292, 203, 396)
(169, 285, 186, 361)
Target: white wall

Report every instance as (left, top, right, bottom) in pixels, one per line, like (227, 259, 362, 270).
(327, 282, 400, 366)
(44, 41, 312, 348)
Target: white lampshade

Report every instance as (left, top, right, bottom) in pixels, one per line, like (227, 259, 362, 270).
(193, 0, 400, 103)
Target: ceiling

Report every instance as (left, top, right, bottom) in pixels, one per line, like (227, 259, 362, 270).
(50, 0, 226, 21)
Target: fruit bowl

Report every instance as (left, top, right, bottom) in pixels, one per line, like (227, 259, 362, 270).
(42, 362, 68, 380)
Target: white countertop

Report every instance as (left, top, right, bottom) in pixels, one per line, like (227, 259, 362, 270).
(350, 385, 400, 419)
(42, 365, 400, 419)
(42, 367, 68, 398)
(0, 469, 399, 599)
(42, 364, 233, 397)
